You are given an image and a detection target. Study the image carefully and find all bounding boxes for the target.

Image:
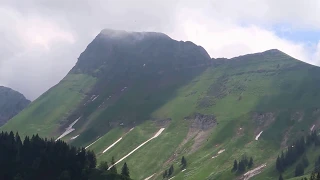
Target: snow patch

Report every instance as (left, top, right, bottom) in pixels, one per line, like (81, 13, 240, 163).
(108, 128, 165, 170)
(182, 169, 186, 172)
(168, 176, 175, 180)
(102, 137, 123, 153)
(55, 117, 81, 141)
(311, 124, 315, 131)
(218, 149, 225, 154)
(92, 95, 99, 101)
(144, 173, 155, 180)
(70, 135, 80, 140)
(243, 163, 266, 180)
(85, 136, 102, 149)
(212, 149, 225, 159)
(255, 131, 263, 140)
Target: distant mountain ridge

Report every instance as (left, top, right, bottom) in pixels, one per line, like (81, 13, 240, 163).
(0, 86, 30, 126)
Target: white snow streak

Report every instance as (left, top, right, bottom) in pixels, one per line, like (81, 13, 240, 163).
(108, 128, 165, 170)
(218, 149, 225, 154)
(55, 117, 81, 141)
(311, 124, 315, 131)
(70, 135, 80, 140)
(243, 163, 266, 180)
(182, 169, 186, 172)
(85, 137, 102, 149)
(102, 137, 123, 153)
(144, 173, 155, 180)
(168, 176, 175, 180)
(255, 131, 263, 140)
(212, 149, 225, 159)
(92, 95, 99, 101)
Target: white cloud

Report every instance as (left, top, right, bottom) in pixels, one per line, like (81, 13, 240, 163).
(0, 0, 320, 99)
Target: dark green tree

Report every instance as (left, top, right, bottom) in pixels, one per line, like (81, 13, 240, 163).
(110, 157, 117, 174)
(121, 162, 130, 177)
(180, 156, 187, 169)
(163, 170, 168, 179)
(248, 157, 253, 168)
(168, 165, 174, 177)
(279, 174, 283, 180)
(295, 163, 304, 177)
(98, 161, 109, 171)
(232, 160, 238, 172)
(238, 160, 246, 172)
(303, 155, 309, 168)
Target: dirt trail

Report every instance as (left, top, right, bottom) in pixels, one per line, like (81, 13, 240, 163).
(144, 173, 155, 180)
(241, 163, 266, 180)
(255, 131, 263, 140)
(55, 117, 81, 141)
(108, 128, 165, 170)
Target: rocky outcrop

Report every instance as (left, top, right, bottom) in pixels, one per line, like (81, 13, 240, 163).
(188, 113, 217, 130)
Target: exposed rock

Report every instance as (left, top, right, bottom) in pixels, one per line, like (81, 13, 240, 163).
(252, 112, 275, 133)
(189, 113, 217, 130)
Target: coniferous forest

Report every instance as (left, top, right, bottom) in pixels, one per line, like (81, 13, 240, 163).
(0, 131, 131, 180)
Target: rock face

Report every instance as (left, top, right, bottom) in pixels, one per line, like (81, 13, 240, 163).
(0, 86, 30, 126)
(189, 113, 217, 130)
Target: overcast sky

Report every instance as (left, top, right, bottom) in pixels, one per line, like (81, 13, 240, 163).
(0, 0, 320, 100)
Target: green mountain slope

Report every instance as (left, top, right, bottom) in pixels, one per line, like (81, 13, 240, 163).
(0, 86, 30, 126)
(3, 29, 320, 180)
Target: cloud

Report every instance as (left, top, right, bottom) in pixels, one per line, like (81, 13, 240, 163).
(0, 0, 319, 100)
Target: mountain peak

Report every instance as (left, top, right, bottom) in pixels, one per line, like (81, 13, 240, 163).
(99, 28, 171, 41)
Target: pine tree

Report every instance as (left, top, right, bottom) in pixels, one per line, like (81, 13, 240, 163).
(232, 160, 238, 172)
(238, 160, 246, 172)
(168, 165, 174, 177)
(163, 170, 168, 179)
(181, 156, 187, 169)
(121, 162, 130, 177)
(248, 157, 253, 168)
(303, 155, 309, 168)
(98, 161, 109, 171)
(279, 174, 283, 180)
(110, 156, 117, 174)
(295, 163, 304, 177)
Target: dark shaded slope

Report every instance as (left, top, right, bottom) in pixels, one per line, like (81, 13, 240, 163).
(0, 86, 30, 126)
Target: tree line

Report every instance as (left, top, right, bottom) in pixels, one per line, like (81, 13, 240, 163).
(276, 131, 320, 179)
(232, 155, 253, 173)
(0, 131, 131, 180)
(277, 130, 320, 179)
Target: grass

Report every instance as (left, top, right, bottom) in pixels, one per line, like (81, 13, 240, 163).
(5, 50, 320, 179)
(0, 74, 96, 137)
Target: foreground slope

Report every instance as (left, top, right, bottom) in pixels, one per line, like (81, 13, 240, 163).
(0, 86, 30, 126)
(3, 30, 320, 179)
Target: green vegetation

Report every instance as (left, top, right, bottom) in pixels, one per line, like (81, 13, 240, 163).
(1, 74, 96, 138)
(4, 30, 320, 179)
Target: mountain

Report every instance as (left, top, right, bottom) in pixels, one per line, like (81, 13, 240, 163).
(0, 86, 30, 126)
(2, 29, 320, 180)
